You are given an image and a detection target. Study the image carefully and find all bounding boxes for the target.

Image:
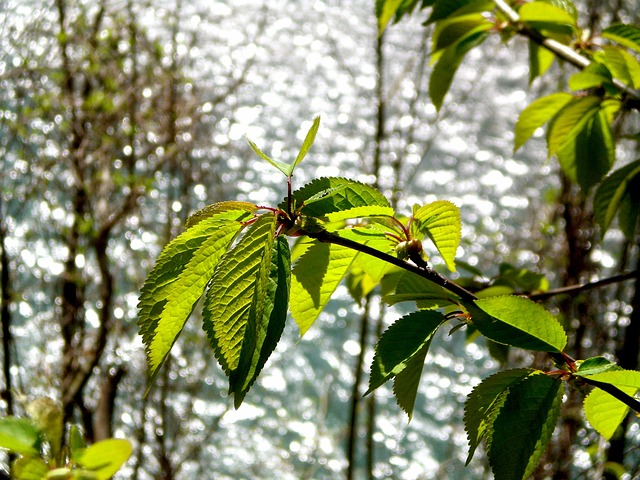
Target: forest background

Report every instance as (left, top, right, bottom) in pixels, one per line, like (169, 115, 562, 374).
(0, 0, 639, 479)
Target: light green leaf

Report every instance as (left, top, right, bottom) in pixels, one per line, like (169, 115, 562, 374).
(0, 417, 41, 456)
(382, 271, 460, 309)
(556, 108, 615, 189)
(467, 295, 567, 352)
(411, 200, 461, 271)
(576, 356, 619, 376)
(518, 2, 576, 27)
(594, 159, 640, 235)
(426, 0, 492, 24)
(13, 456, 49, 480)
(568, 62, 613, 91)
(514, 92, 573, 152)
(203, 214, 276, 385)
(247, 138, 292, 177)
(432, 13, 491, 54)
(528, 40, 556, 84)
(69, 425, 86, 461)
(430, 28, 491, 111)
(367, 310, 445, 395)
(577, 369, 640, 390)
(377, 0, 405, 33)
(229, 236, 291, 407)
(465, 369, 535, 464)
(138, 210, 249, 382)
(76, 439, 133, 480)
(602, 24, 640, 53)
(291, 116, 320, 173)
(289, 177, 390, 217)
(290, 240, 359, 335)
(547, 96, 601, 158)
(324, 205, 395, 223)
(185, 201, 257, 229)
(597, 47, 639, 90)
(488, 373, 563, 480)
(584, 386, 636, 439)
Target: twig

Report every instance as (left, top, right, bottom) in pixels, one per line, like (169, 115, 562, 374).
(529, 270, 638, 300)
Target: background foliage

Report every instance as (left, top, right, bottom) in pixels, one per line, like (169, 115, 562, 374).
(1, 0, 639, 478)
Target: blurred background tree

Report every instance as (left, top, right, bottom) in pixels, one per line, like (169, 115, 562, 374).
(0, 0, 638, 478)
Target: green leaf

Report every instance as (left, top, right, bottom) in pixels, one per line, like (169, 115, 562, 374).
(288, 177, 390, 217)
(576, 356, 619, 376)
(617, 187, 640, 240)
(26, 397, 63, 460)
(185, 201, 257, 229)
(377, 0, 405, 33)
(514, 92, 573, 152)
(202, 214, 277, 398)
(382, 271, 460, 309)
(291, 116, 320, 174)
(13, 456, 49, 480)
(583, 386, 636, 439)
(528, 40, 556, 84)
(324, 205, 395, 223)
(0, 417, 41, 456)
(229, 236, 291, 407)
(69, 425, 86, 461)
(602, 24, 640, 53)
(411, 200, 461, 271)
(432, 13, 491, 54)
(467, 295, 567, 352)
(247, 138, 291, 177)
(367, 310, 445, 395)
(290, 240, 359, 335)
(568, 62, 614, 91)
(597, 47, 640, 90)
(576, 369, 640, 390)
(547, 96, 602, 158)
(488, 373, 563, 480)
(138, 210, 250, 382)
(429, 28, 491, 111)
(393, 339, 431, 418)
(426, 0, 492, 24)
(556, 108, 615, 189)
(518, 2, 576, 27)
(594, 159, 640, 236)
(76, 439, 133, 480)
(465, 369, 535, 464)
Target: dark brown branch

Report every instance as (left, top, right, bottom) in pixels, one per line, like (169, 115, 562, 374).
(528, 271, 638, 301)
(302, 228, 478, 303)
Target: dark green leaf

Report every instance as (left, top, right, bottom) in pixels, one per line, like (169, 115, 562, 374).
(576, 356, 619, 375)
(393, 340, 430, 418)
(203, 214, 277, 403)
(489, 373, 563, 480)
(467, 295, 567, 352)
(367, 310, 444, 395)
(426, 0, 492, 24)
(547, 96, 601, 158)
(594, 159, 640, 236)
(465, 369, 535, 464)
(382, 271, 460, 309)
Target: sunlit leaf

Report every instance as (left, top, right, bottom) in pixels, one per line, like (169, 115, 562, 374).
(247, 138, 291, 177)
(290, 116, 321, 174)
(382, 271, 460, 308)
(576, 356, 619, 376)
(426, 0, 492, 24)
(596, 47, 640, 90)
(202, 214, 276, 401)
(12, 456, 49, 480)
(518, 2, 576, 27)
(185, 201, 257, 229)
(432, 13, 491, 54)
(514, 92, 572, 152)
(602, 24, 640, 53)
(138, 210, 249, 382)
(568, 63, 613, 92)
(324, 205, 395, 223)
(488, 373, 563, 480)
(467, 295, 567, 352)
(576, 369, 640, 390)
(584, 386, 636, 439)
(528, 40, 556, 84)
(430, 28, 491, 111)
(377, 0, 405, 33)
(465, 369, 535, 464)
(76, 439, 133, 480)
(367, 310, 445, 395)
(0, 417, 41, 456)
(557, 108, 615, 189)
(547, 96, 601, 158)
(411, 200, 461, 271)
(290, 240, 359, 335)
(229, 236, 291, 407)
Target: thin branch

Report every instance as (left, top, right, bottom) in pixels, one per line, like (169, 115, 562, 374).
(528, 271, 638, 300)
(302, 228, 477, 303)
